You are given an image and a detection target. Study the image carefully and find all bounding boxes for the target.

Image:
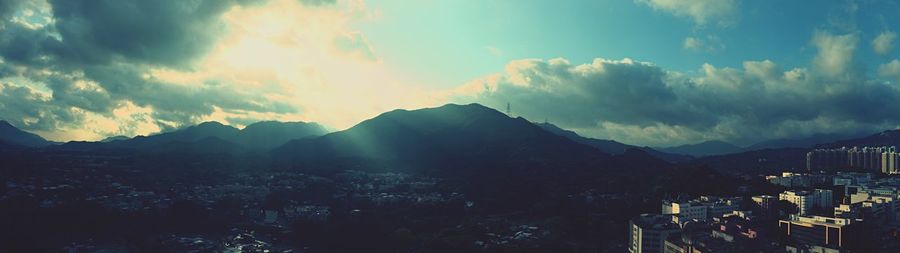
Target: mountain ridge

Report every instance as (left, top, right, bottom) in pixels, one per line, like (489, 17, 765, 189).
(535, 122, 693, 163)
(0, 120, 54, 148)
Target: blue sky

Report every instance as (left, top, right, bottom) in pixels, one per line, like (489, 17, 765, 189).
(358, 0, 898, 87)
(1, 0, 899, 146)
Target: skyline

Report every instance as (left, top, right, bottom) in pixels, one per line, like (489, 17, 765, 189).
(0, 0, 899, 146)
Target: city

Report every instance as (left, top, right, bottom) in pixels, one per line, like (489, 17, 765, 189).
(629, 148, 900, 252)
(3, 0, 900, 252)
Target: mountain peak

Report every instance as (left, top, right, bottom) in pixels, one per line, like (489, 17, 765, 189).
(273, 102, 618, 173)
(0, 120, 53, 147)
(195, 121, 230, 129)
(0, 120, 14, 129)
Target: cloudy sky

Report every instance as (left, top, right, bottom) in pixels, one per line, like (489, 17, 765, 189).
(1, 0, 899, 146)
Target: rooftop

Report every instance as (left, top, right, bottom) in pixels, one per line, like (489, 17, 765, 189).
(632, 213, 679, 230)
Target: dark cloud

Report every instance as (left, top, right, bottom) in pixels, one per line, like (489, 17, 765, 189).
(0, 22, 54, 66)
(465, 58, 712, 129)
(0, 82, 81, 132)
(461, 57, 900, 146)
(81, 64, 298, 124)
(0, 0, 302, 138)
(46, 0, 245, 68)
(0, 0, 29, 21)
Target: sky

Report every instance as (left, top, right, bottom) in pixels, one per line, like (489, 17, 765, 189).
(0, 0, 899, 147)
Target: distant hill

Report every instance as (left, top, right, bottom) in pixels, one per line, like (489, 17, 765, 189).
(535, 122, 693, 163)
(681, 130, 898, 175)
(745, 132, 866, 150)
(816, 129, 900, 148)
(0, 120, 54, 147)
(56, 121, 329, 154)
(238, 121, 328, 150)
(686, 148, 810, 175)
(101, 135, 130, 142)
(657, 140, 744, 157)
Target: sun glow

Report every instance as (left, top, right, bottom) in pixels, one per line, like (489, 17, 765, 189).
(144, 0, 446, 130)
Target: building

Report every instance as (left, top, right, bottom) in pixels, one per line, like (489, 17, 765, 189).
(766, 173, 831, 188)
(664, 230, 730, 253)
(779, 189, 833, 216)
(806, 146, 898, 173)
(835, 190, 898, 221)
(832, 172, 873, 187)
(663, 216, 769, 253)
(779, 215, 858, 252)
(662, 196, 742, 224)
(751, 195, 777, 217)
(630, 213, 681, 253)
(883, 151, 900, 174)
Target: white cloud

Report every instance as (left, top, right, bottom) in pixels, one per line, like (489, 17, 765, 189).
(456, 48, 900, 146)
(683, 37, 701, 50)
(879, 59, 900, 80)
(873, 31, 897, 56)
(683, 35, 724, 52)
(811, 31, 858, 77)
(636, 0, 738, 26)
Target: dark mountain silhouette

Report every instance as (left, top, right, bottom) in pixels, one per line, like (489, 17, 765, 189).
(657, 140, 743, 157)
(274, 103, 670, 174)
(56, 121, 328, 154)
(536, 122, 693, 163)
(686, 148, 810, 175)
(684, 130, 900, 174)
(746, 132, 866, 150)
(272, 103, 672, 209)
(149, 121, 242, 143)
(101, 135, 130, 142)
(238, 121, 328, 150)
(816, 129, 900, 148)
(0, 120, 54, 147)
(0, 140, 23, 151)
(56, 121, 242, 154)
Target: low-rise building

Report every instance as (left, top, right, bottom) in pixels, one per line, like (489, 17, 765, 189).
(751, 195, 777, 217)
(630, 213, 681, 253)
(778, 215, 859, 252)
(767, 172, 831, 188)
(662, 196, 742, 224)
(779, 189, 833, 216)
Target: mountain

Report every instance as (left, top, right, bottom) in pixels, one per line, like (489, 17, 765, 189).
(816, 129, 900, 148)
(686, 129, 899, 175)
(745, 132, 866, 150)
(273, 103, 671, 209)
(687, 148, 810, 175)
(274, 104, 669, 175)
(56, 120, 329, 154)
(0, 120, 54, 147)
(101, 135, 130, 142)
(535, 122, 633, 154)
(238, 121, 328, 150)
(148, 121, 242, 143)
(536, 122, 693, 163)
(657, 140, 744, 157)
(84, 121, 243, 153)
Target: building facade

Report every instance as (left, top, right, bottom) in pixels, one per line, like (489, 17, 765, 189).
(779, 189, 833, 216)
(807, 146, 899, 174)
(630, 213, 681, 253)
(662, 196, 742, 224)
(778, 215, 857, 251)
